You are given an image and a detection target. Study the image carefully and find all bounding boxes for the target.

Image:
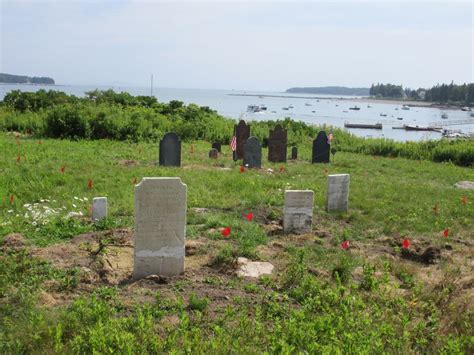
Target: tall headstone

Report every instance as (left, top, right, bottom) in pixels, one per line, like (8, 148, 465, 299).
(312, 131, 330, 163)
(159, 132, 181, 167)
(92, 197, 107, 221)
(268, 124, 288, 163)
(211, 142, 221, 153)
(134, 178, 187, 278)
(209, 148, 218, 159)
(283, 190, 314, 233)
(326, 174, 350, 212)
(243, 136, 262, 169)
(234, 120, 250, 160)
(291, 146, 298, 160)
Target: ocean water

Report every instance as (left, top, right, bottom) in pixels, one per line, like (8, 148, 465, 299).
(1, 83, 473, 142)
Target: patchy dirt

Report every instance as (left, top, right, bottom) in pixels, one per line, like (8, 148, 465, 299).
(118, 159, 139, 167)
(1, 233, 27, 251)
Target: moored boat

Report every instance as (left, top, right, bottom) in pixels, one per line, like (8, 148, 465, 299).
(344, 122, 382, 129)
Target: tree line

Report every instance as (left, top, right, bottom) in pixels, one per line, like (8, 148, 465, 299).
(0, 73, 55, 85)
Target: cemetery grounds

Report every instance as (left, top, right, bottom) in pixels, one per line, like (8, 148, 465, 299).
(0, 132, 473, 353)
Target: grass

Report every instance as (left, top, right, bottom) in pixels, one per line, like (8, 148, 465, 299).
(1, 132, 473, 353)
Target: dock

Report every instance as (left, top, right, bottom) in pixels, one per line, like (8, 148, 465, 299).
(344, 123, 383, 129)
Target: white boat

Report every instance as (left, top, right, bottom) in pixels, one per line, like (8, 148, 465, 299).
(247, 104, 267, 113)
(401, 104, 410, 110)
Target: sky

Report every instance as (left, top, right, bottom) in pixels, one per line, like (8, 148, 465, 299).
(0, 0, 472, 91)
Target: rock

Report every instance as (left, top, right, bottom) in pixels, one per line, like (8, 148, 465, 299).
(1, 233, 26, 250)
(144, 274, 168, 284)
(185, 240, 205, 256)
(236, 257, 274, 278)
(454, 181, 474, 190)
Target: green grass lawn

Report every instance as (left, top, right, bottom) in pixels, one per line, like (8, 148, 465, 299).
(1, 132, 473, 353)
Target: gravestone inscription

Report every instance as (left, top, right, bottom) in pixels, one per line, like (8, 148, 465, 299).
(133, 178, 187, 278)
(159, 132, 181, 167)
(243, 136, 262, 169)
(312, 131, 330, 163)
(326, 174, 350, 212)
(268, 124, 287, 163)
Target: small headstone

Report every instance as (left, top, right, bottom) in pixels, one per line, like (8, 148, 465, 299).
(133, 178, 187, 278)
(243, 136, 262, 168)
(234, 120, 250, 160)
(268, 124, 287, 163)
(211, 142, 221, 153)
(92, 197, 107, 221)
(291, 146, 298, 160)
(159, 132, 181, 167)
(209, 148, 218, 159)
(326, 174, 350, 212)
(312, 131, 330, 163)
(283, 190, 314, 233)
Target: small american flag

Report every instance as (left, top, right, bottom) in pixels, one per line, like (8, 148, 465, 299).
(230, 136, 237, 151)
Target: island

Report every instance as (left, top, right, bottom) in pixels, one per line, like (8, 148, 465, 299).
(0, 73, 55, 85)
(285, 86, 369, 96)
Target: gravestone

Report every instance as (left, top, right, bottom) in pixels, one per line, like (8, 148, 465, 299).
(209, 148, 218, 159)
(212, 142, 221, 153)
(234, 120, 250, 160)
(268, 124, 288, 163)
(326, 174, 350, 212)
(92, 197, 107, 221)
(159, 132, 181, 167)
(243, 136, 262, 168)
(291, 146, 298, 160)
(312, 131, 330, 163)
(133, 178, 187, 278)
(283, 190, 314, 233)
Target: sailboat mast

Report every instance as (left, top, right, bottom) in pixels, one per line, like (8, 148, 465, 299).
(150, 74, 153, 96)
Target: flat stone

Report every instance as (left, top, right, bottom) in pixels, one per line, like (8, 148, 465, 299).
(283, 190, 314, 233)
(326, 174, 350, 212)
(236, 257, 274, 278)
(133, 177, 187, 278)
(92, 197, 107, 221)
(454, 181, 474, 190)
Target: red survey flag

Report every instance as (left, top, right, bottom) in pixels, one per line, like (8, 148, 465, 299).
(443, 229, 449, 238)
(402, 238, 410, 249)
(432, 204, 439, 214)
(245, 212, 253, 221)
(240, 166, 245, 173)
(279, 166, 285, 172)
(221, 227, 231, 238)
(9, 194, 14, 205)
(340, 240, 350, 250)
(88, 179, 93, 189)
(461, 196, 468, 205)
(60, 166, 65, 173)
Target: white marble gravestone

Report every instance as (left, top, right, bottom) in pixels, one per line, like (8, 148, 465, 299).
(133, 177, 187, 278)
(92, 197, 107, 221)
(326, 174, 350, 212)
(283, 190, 314, 233)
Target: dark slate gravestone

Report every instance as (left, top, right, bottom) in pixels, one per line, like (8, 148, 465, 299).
(291, 146, 298, 160)
(159, 132, 181, 167)
(312, 131, 330, 163)
(268, 124, 288, 163)
(243, 136, 262, 169)
(211, 142, 221, 153)
(209, 148, 218, 159)
(234, 120, 250, 160)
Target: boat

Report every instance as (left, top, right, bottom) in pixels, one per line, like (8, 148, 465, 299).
(401, 105, 410, 110)
(344, 122, 382, 129)
(349, 106, 360, 110)
(441, 113, 448, 119)
(367, 105, 372, 108)
(403, 125, 442, 132)
(282, 107, 289, 111)
(395, 108, 399, 111)
(380, 113, 387, 117)
(397, 117, 403, 120)
(305, 103, 312, 106)
(288, 105, 294, 109)
(247, 104, 267, 113)
(461, 107, 471, 111)
(311, 110, 316, 113)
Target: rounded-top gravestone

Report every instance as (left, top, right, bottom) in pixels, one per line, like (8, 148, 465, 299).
(159, 132, 181, 167)
(209, 148, 218, 159)
(268, 124, 288, 163)
(312, 131, 330, 163)
(243, 136, 262, 169)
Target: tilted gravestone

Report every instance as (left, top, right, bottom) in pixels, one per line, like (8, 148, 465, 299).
(243, 136, 262, 169)
(159, 132, 181, 167)
(211, 142, 221, 153)
(133, 178, 187, 278)
(268, 124, 288, 163)
(283, 190, 314, 233)
(312, 131, 330, 163)
(92, 197, 107, 221)
(209, 148, 218, 159)
(326, 174, 350, 212)
(234, 120, 250, 160)
(291, 146, 298, 160)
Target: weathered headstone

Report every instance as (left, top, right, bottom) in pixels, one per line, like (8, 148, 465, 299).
(243, 136, 262, 168)
(291, 146, 298, 160)
(326, 174, 350, 212)
(312, 131, 330, 163)
(234, 120, 250, 160)
(159, 132, 181, 167)
(268, 124, 288, 163)
(209, 148, 218, 159)
(211, 142, 221, 153)
(133, 178, 187, 278)
(283, 190, 314, 233)
(92, 197, 107, 221)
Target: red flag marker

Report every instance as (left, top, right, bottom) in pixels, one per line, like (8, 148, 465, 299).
(240, 166, 246, 173)
(245, 212, 253, 221)
(88, 179, 93, 189)
(461, 196, 468, 205)
(221, 227, 231, 238)
(443, 229, 449, 238)
(16, 155, 21, 163)
(60, 166, 65, 173)
(9, 194, 14, 205)
(432, 204, 439, 214)
(340, 240, 350, 250)
(402, 238, 410, 249)
(279, 166, 285, 172)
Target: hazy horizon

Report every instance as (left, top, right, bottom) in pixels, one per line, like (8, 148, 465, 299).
(1, 0, 472, 91)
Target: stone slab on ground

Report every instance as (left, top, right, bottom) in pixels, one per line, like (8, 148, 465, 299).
(454, 181, 474, 190)
(236, 257, 274, 278)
